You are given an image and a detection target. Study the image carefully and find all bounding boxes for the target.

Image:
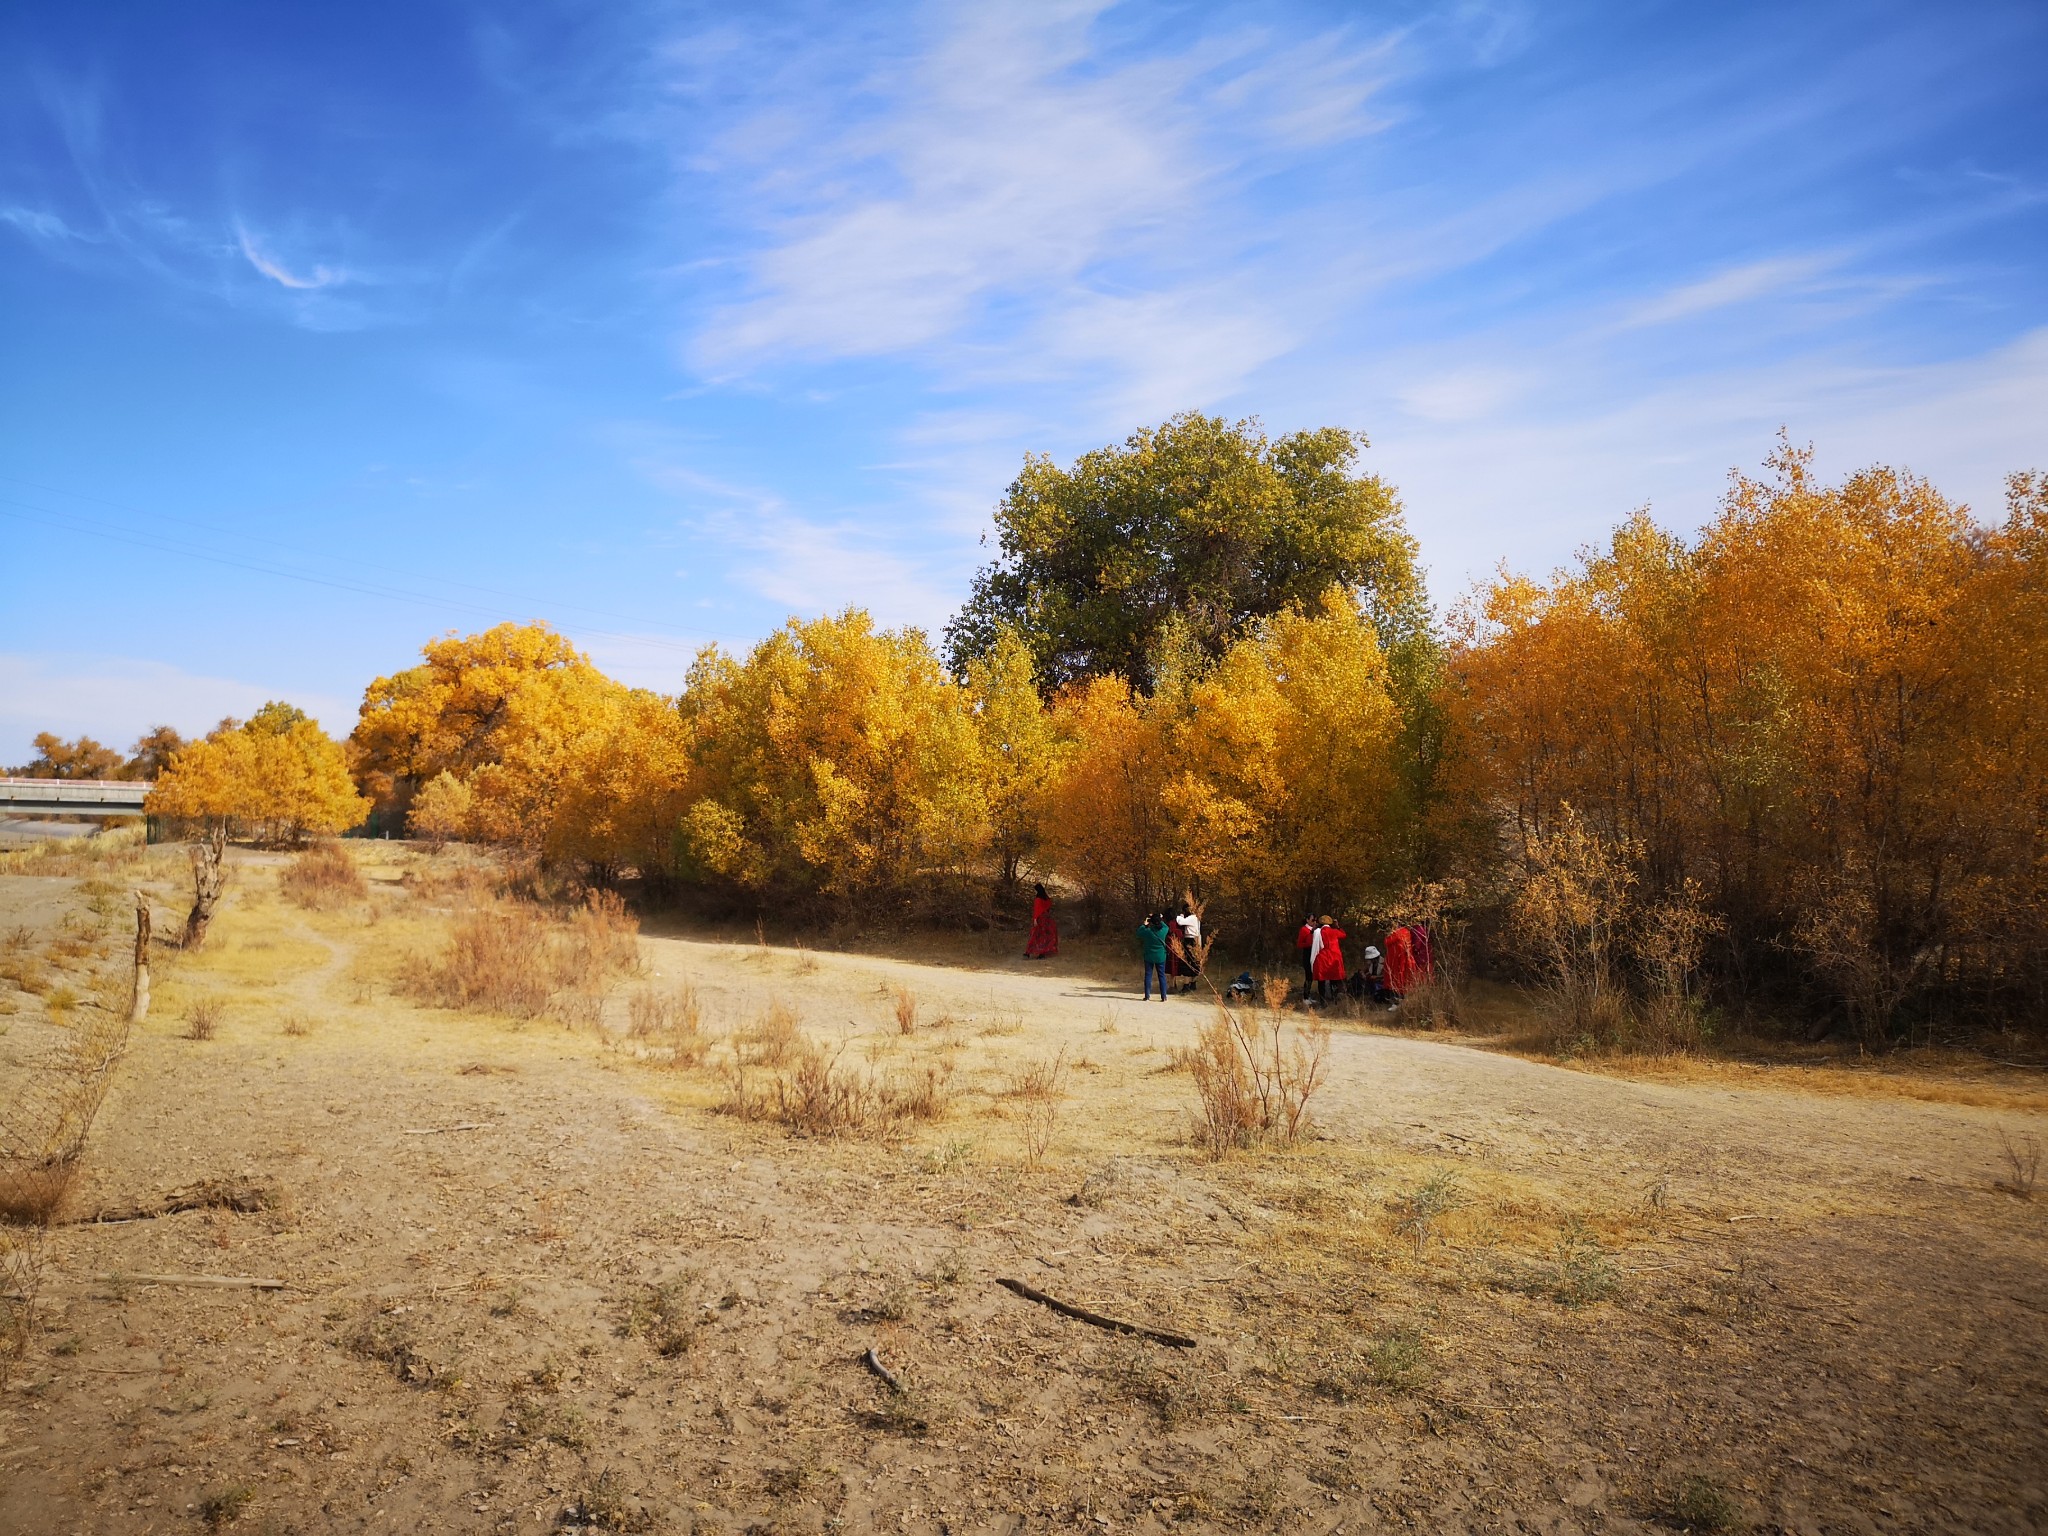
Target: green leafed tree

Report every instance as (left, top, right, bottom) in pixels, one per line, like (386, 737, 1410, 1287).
(944, 412, 1425, 692)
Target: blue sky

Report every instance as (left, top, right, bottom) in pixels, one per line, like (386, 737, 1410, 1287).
(3, 0, 2044, 762)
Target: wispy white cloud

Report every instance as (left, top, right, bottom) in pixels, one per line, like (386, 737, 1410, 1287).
(1626, 253, 1840, 327)
(686, 3, 1396, 413)
(236, 224, 347, 290)
(0, 204, 88, 241)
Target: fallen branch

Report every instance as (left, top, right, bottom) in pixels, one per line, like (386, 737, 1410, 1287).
(403, 1123, 490, 1136)
(861, 1346, 903, 1393)
(994, 1277, 1196, 1349)
(68, 1178, 280, 1225)
(91, 1272, 286, 1290)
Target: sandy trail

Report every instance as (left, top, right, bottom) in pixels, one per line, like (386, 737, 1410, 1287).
(0, 874, 2043, 1535)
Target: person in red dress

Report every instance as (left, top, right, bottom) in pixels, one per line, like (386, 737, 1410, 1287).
(1383, 924, 1418, 996)
(1024, 883, 1059, 959)
(1296, 915, 1316, 1000)
(1312, 915, 1347, 1003)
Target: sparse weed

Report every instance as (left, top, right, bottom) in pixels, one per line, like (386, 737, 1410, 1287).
(279, 843, 368, 911)
(629, 983, 707, 1068)
(1663, 1473, 1746, 1532)
(1997, 1131, 2040, 1199)
(280, 1011, 313, 1038)
(1011, 1048, 1068, 1167)
(1182, 1006, 1330, 1158)
(198, 1484, 254, 1530)
(737, 1002, 800, 1067)
(1390, 1169, 1464, 1257)
(621, 1278, 695, 1357)
(184, 997, 224, 1041)
(892, 983, 919, 1035)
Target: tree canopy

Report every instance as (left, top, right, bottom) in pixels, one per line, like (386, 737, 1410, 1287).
(146, 708, 367, 845)
(944, 412, 1423, 692)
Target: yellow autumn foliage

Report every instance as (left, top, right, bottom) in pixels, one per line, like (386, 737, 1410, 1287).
(147, 710, 367, 845)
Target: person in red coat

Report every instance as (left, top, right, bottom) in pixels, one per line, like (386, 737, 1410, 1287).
(1024, 883, 1059, 959)
(1295, 915, 1316, 1000)
(1383, 925, 1418, 996)
(1311, 914, 1346, 1003)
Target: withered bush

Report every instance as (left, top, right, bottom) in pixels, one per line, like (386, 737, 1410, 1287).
(628, 984, 707, 1068)
(1182, 1006, 1329, 1159)
(736, 1002, 799, 1067)
(279, 842, 369, 911)
(727, 1037, 950, 1139)
(401, 891, 640, 1021)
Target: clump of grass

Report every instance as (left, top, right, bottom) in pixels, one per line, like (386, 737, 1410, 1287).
(0, 952, 53, 997)
(737, 1001, 799, 1067)
(346, 1306, 454, 1388)
(621, 1278, 695, 1357)
(891, 984, 919, 1035)
(184, 997, 224, 1041)
(629, 984, 707, 1068)
(278, 842, 368, 911)
(1180, 1006, 1330, 1158)
(1389, 1169, 1464, 1257)
(1998, 1131, 2040, 1199)
(198, 1484, 254, 1530)
(1663, 1473, 1746, 1532)
(759, 1040, 951, 1139)
(568, 1468, 652, 1532)
(400, 890, 639, 1020)
(1548, 1218, 1617, 1304)
(1010, 1048, 1068, 1168)
(280, 1011, 314, 1038)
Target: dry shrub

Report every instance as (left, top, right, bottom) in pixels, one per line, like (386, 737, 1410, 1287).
(185, 997, 224, 1041)
(728, 1037, 951, 1139)
(279, 842, 369, 911)
(1182, 1006, 1330, 1159)
(892, 984, 919, 1035)
(1010, 1049, 1068, 1168)
(1510, 806, 1638, 1050)
(737, 1002, 799, 1066)
(1998, 1131, 2040, 1199)
(628, 984, 707, 1069)
(401, 891, 639, 1021)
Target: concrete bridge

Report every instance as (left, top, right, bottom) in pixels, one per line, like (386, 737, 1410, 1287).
(0, 776, 152, 819)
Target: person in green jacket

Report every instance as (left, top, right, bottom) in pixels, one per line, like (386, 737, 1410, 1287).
(1138, 913, 1170, 1001)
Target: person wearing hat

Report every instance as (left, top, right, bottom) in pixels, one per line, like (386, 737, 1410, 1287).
(1360, 942, 1390, 1004)
(1311, 914, 1347, 1003)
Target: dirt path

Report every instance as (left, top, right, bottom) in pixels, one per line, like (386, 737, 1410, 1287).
(1, 878, 2044, 1535)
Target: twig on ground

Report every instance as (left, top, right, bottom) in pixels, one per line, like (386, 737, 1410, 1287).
(88, 1272, 286, 1290)
(993, 1277, 1196, 1349)
(402, 1123, 490, 1136)
(861, 1346, 903, 1393)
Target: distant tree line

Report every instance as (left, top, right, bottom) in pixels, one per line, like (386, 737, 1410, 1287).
(36, 413, 2041, 1044)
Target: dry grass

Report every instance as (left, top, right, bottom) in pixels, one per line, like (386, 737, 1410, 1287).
(184, 997, 224, 1041)
(736, 1002, 799, 1067)
(1181, 1006, 1330, 1159)
(278, 842, 369, 911)
(892, 983, 919, 1035)
(1998, 1131, 2040, 1199)
(400, 890, 639, 1021)
(725, 1035, 951, 1140)
(1009, 1048, 1068, 1167)
(628, 984, 708, 1068)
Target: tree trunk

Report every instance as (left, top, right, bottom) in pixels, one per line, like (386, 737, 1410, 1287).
(128, 891, 152, 1022)
(183, 823, 229, 948)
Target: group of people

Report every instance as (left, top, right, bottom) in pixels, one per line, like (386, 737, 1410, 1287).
(1137, 902, 1205, 1000)
(1025, 883, 1431, 1010)
(1296, 914, 1434, 1006)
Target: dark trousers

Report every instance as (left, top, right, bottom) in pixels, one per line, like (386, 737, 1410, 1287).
(1301, 952, 1314, 998)
(1143, 961, 1168, 1000)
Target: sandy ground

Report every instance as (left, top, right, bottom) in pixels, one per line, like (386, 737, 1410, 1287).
(0, 849, 2044, 1535)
